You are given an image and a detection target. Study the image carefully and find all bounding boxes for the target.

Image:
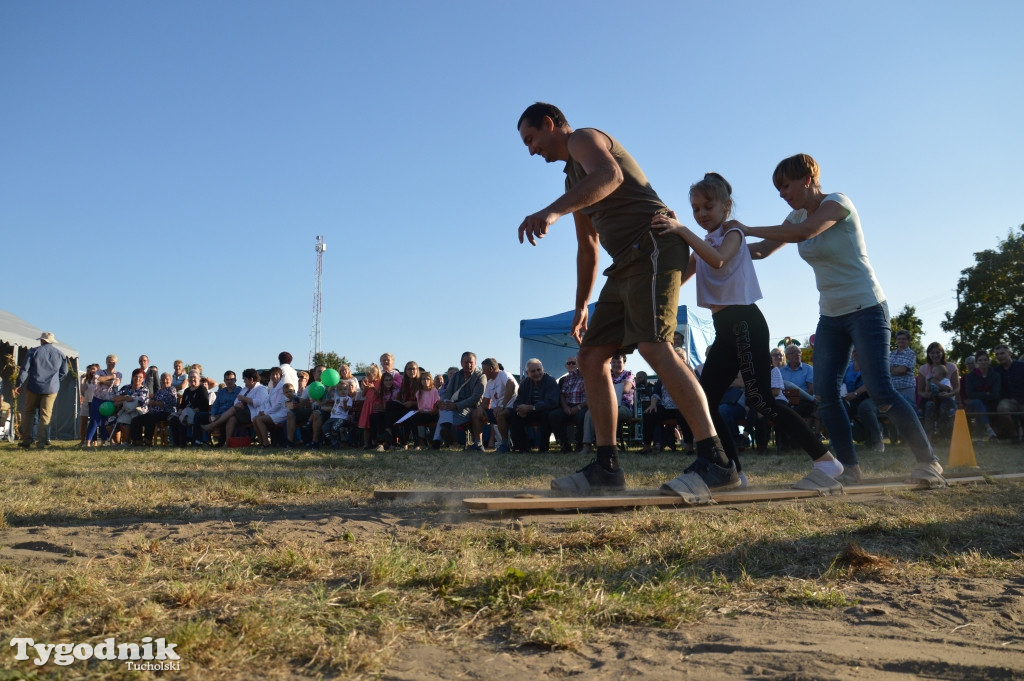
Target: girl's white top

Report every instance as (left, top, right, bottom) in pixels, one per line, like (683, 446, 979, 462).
(696, 225, 763, 308)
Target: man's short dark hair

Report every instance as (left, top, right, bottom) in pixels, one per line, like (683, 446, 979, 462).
(278, 351, 293, 364)
(242, 368, 260, 381)
(461, 351, 476, 361)
(895, 329, 911, 340)
(224, 370, 236, 379)
(517, 102, 568, 131)
(481, 357, 498, 369)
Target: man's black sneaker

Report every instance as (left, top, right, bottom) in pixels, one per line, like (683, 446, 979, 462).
(551, 459, 626, 494)
(683, 456, 741, 491)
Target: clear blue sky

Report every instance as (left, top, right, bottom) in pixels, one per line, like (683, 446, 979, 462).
(3, 1, 1022, 380)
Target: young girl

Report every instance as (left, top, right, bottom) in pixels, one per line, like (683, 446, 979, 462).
(403, 373, 440, 449)
(358, 364, 382, 449)
(388, 361, 421, 446)
(652, 172, 843, 488)
(372, 372, 402, 450)
(323, 382, 356, 448)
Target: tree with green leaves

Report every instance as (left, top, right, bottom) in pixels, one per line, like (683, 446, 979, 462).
(890, 304, 925, 360)
(941, 225, 1024, 360)
(312, 351, 348, 371)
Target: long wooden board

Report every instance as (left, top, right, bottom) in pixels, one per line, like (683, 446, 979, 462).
(373, 470, 1007, 504)
(461, 473, 1024, 512)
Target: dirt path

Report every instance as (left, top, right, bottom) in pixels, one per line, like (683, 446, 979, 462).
(3, 501, 1023, 680)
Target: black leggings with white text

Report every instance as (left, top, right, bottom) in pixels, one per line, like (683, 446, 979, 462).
(700, 304, 829, 468)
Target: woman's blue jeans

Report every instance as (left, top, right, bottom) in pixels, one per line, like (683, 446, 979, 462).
(813, 301, 936, 467)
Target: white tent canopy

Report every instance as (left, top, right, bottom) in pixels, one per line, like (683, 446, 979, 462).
(0, 310, 79, 359)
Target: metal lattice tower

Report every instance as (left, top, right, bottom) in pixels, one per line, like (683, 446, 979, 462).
(308, 235, 326, 369)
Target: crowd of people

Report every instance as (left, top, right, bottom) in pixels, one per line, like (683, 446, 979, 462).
(59, 333, 1023, 461)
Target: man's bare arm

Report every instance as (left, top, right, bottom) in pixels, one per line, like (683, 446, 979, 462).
(519, 129, 623, 245)
(571, 212, 600, 344)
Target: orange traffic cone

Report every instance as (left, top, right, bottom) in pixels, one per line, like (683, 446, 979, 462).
(947, 409, 978, 468)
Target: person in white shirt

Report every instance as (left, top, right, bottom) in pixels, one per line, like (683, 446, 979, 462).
(472, 357, 519, 452)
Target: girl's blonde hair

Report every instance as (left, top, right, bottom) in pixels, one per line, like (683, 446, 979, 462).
(364, 364, 381, 382)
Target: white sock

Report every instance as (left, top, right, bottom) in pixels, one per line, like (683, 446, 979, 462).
(813, 458, 844, 478)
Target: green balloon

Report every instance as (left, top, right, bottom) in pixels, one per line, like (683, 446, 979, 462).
(321, 368, 340, 387)
(307, 381, 326, 401)
(99, 401, 116, 417)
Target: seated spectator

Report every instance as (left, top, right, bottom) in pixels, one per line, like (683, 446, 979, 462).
(641, 373, 693, 454)
(472, 357, 519, 452)
(169, 360, 187, 391)
(633, 371, 656, 413)
(994, 344, 1024, 442)
(965, 350, 1000, 440)
(169, 371, 210, 446)
(296, 371, 309, 396)
(287, 365, 328, 447)
(138, 355, 158, 395)
(842, 352, 885, 452)
(201, 368, 265, 444)
(322, 381, 357, 448)
(431, 353, 486, 450)
(254, 372, 290, 447)
(277, 352, 299, 395)
(717, 373, 748, 452)
(779, 343, 818, 439)
(358, 364, 383, 449)
(131, 372, 177, 445)
(508, 358, 559, 453)
(889, 329, 919, 405)
(86, 354, 122, 444)
(960, 355, 976, 404)
(198, 370, 243, 445)
(371, 371, 402, 450)
(113, 368, 149, 445)
(402, 372, 442, 449)
(383, 361, 421, 446)
(744, 363, 789, 455)
(549, 356, 587, 453)
(337, 364, 360, 396)
(380, 353, 403, 388)
(917, 342, 959, 439)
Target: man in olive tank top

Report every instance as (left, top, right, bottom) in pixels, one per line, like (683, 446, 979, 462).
(516, 102, 738, 495)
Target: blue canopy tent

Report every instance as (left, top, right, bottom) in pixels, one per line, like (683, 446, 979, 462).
(519, 304, 714, 377)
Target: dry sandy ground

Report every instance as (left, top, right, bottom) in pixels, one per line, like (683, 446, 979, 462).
(3, 501, 1023, 680)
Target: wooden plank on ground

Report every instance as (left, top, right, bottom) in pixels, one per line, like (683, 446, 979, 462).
(373, 470, 1002, 504)
(461, 473, 1024, 512)
(373, 489, 551, 501)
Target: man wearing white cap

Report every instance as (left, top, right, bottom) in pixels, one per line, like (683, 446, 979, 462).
(14, 331, 68, 448)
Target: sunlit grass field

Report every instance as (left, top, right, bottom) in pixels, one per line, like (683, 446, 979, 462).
(1, 439, 1022, 679)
